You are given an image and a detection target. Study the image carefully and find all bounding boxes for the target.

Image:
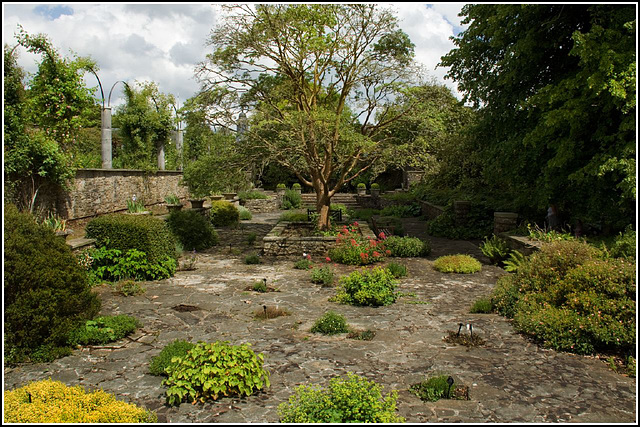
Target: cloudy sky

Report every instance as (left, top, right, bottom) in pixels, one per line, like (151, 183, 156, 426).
(3, 3, 468, 107)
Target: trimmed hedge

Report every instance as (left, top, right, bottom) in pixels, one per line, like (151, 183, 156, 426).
(85, 214, 177, 265)
(209, 200, 240, 227)
(166, 209, 218, 251)
(4, 204, 100, 364)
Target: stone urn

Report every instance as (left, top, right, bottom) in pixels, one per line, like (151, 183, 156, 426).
(370, 188, 380, 198)
(166, 203, 183, 213)
(222, 192, 237, 201)
(209, 195, 224, 202)
(190, 198, 206, 209)
(357, 186, 367, 196)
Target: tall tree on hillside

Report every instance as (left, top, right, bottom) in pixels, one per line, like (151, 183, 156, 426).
(439, 4, 636, 228)
(196, 4, 419, 229)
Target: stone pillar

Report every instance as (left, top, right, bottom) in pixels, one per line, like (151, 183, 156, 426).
(101, 107, 112, 169)
(157, 140, 165, 171)
(173, 129, 183, 170)
(494, 212, 519, 234)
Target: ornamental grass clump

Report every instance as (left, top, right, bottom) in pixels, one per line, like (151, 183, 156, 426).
(334, 266, 398, 307)
(328, 222, 386, 265)
(149, 340, 195, 376)
(4, 379, 157, 423)
(278, 372, 404, 423)
(163, 341, 270, 406)
(433, 254, 482, 274)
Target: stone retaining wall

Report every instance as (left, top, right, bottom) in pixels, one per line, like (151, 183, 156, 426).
(242, 197, 279, 213)
(419, 200, 446, 220)
(51, 169, 189, 220)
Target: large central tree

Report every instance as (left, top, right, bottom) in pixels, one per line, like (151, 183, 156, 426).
(196, 4, 418, 228)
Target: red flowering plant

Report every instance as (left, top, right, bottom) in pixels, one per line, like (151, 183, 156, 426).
(328, 223, 387, 266)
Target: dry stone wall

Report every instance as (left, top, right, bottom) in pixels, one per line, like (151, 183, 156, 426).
(57, 169, 189, 220)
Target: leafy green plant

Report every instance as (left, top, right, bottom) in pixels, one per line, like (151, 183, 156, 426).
(371, 183, 380, 190)
(383, 236, 430, 257)
(470, 297, 492, 313)
(149, 340, 195, 376)
(276, 183, 286, 190)
(238, 205, 253, 220)
(113, 280, 146, 296)
(294, 258, 313, 270)
(246, 231, 257, 244)
(68, 315, 140, 346)
(334, 266, 398, 307)
(244, 254, 261, 264)
(310, 266, 335, 286)
(253, 280, 268, 292)
(503, 250, 527, 272)
(167, 209, 219, 251)
(527, 223, 575, 242)
(237, 190, 269, 201)
(386, 262, 407, 278)
(162, 341, 270, 405)
(164, 194, 181, 205)
(433, 254, 482, 274)
(281, 189, 302, 210)
(41, 212, 67, 232)
(479, 235, 511, 265)
(311, 311, 349, 335)
(126, 195, 146, 213)
(278, 372, 404, 423)
(379, 203, 421, 218)
(328, 223, 386, 266)
(357, 182, 366, 189)
(280, 210, 310, 222)
(87, 247, 176, 282)
(292, 183, 301, 190)
(610, 225, 636, 259)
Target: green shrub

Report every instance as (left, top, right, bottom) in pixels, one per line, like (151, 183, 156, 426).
(386, 262, 407, 278)
(4, 204, 101, 364)
(238, 205, 253, 220)
(490, 275, 522, 318)
(311, 311, 350, 335)
(68, 315, 140, 346)
(276, 183, 286, 190)
(85, 213, 177, 265)
(610, 225, 636, 259)
(357, 183, 366, 189)
(292, 183, 302, 190)
(163, 341, 270, 405)
(379, 203, 421, 218)
(164, 194, 181, 205)
(237, 190, 269, 201)
(328, 224, 386, 266)
(245, 254, 262, 264)
(480, 235, 511, 265)
(310, 266, 334, 286)
(384, 236, 431, 257)
(470, 298, 493, 314)
(426, 204, 492, 240)
(503, 250, 527, 273)
(410, 375, 458, 402)
(246, 231, 257, 244)
(294, 258, 313, 270)
(350, 208, 380, 221)
(334, 267, 398, 307)
(278, 372, 404, 423)
(166, 209, 219, 251)
(4, 379, 157, 423)
(253, 281, 268, 292)
(209, 200, 239, 227)
(281, 189, 302, 210)
(149, 340, 196, 376)
(371, 183, 380, 190)
(87, 247, 177, 282)
(433, 255, 482, 274)
(280, 210, 310, 222)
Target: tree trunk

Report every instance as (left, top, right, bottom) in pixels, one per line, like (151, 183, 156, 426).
(316, 191, 331, 231)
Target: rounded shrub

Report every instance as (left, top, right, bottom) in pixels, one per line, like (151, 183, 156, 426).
(238, 205, 252, 220)
(310, 311, 349, 335)
(334, 266, 398, 307)
(85, 213, 177, 265)
(384, 236, 431, 257)
(166, 209, 218, 251)
(310, 266, 335, 286)
(68, 315, 140, 347)
(209, 200, 240, 227)
(433, 254, 482, 274)
(281, 189, 302, 210)
(278, 372, 404, 423)
(386, 262, 407, 278)
(163, 341, 270, 405)
(4, 379, 157, 423)
(4, 204, 101, 364)
(149, 340, 196, 376)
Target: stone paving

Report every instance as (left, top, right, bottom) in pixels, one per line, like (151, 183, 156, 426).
(4, 213, 637, 423)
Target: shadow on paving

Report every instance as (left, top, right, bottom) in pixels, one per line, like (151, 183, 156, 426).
(4, 214, 636, 423)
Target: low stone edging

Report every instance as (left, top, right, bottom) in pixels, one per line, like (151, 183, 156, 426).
(497, 232, 542, 255)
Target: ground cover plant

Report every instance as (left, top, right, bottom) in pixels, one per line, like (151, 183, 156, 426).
(166, 209, 219, 251)
(383, 235, 431, 257)
(238, 205, 252, 220)
(479, 234, 511, 266)
(113, 280, 146, 296)
(386, 262, 408, 278)
(162, 341, 270, 405)
(149, 340, 196, 376)
(4, 204, 101, 364)
(433, 254, 482, 274)
(410, 375, 469, 402)
(310, 311, 350, 335)
(245, 254, 262, 264)
(310, 266, 335, 286)
(68, 315, 140, 346)
(4, 379, 157, 423)
(237, 190, 269, 201)
(333, 266, 399, 307)
(328, 223, 387, 265)
(85, 246, 177, 283)
(278, 372, 405, 423)
(490, 240, 636, 359)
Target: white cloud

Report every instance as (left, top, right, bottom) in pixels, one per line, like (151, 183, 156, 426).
(3, 3, 466, 105)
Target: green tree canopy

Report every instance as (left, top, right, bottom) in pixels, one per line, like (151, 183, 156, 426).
(439, 4, 636, 229)
(196, 4, 420, 228)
